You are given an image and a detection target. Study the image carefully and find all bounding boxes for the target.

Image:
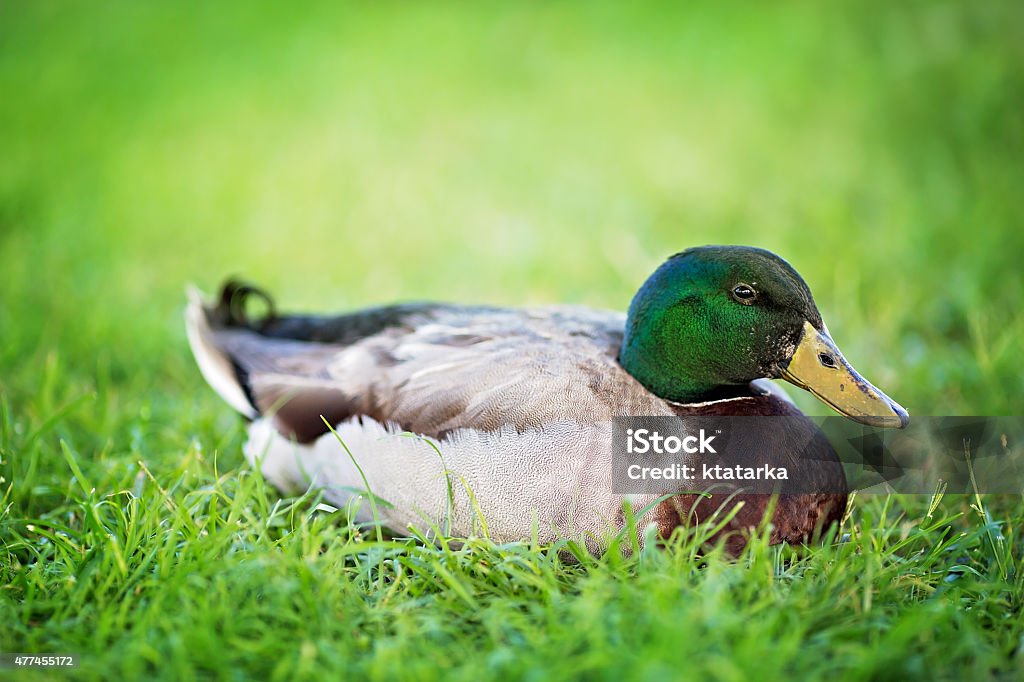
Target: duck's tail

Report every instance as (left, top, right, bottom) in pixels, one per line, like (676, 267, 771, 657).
(184, 281, 274, 419)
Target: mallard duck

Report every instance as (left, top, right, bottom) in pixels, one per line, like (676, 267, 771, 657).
(185, 245, 908, 554)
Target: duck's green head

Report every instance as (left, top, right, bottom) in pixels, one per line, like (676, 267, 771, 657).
(619, 245, 908, 428)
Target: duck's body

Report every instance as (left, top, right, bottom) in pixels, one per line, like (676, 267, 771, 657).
(187, 246, 907, 553)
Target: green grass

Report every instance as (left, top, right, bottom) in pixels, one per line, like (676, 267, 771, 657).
(1, 1, 1023, 679)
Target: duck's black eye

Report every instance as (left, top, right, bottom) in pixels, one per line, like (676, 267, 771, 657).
(732, 284, 757, 304)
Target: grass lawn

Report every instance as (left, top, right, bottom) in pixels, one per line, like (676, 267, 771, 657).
(1, 1, 1023, 679)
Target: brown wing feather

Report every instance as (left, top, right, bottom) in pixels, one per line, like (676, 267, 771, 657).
(191, 283, 676, 442)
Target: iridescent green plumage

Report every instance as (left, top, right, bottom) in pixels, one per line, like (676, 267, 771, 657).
(620, 246, 823, 403)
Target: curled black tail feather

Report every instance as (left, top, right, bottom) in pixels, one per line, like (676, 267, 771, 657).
(212, 279, 278, 330)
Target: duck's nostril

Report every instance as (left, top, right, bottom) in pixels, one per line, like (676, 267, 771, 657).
(818, 353, 837, 368)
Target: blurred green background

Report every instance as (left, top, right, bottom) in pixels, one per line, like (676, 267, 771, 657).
(1, 0, 1022, 421)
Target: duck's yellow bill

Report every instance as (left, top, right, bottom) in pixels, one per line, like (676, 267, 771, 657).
(781, 321, 909, 429)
